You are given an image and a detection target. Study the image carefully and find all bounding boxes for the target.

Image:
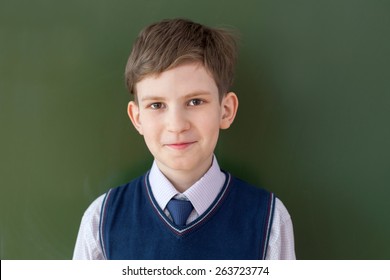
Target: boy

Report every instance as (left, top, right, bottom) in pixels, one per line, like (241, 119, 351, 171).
(73, 18, 295, 260)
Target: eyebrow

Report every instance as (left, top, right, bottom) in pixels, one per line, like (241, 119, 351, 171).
(140, 95, 165, 102)
(140, 91, 212, 102)
(185, 91, 212, 99)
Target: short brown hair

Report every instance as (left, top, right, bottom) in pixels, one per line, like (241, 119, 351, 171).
(125, 18, 238, 100)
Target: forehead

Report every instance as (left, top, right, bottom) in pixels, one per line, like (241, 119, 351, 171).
(135, 62, 219, 99)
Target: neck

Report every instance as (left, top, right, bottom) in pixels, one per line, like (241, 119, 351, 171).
(156, 157, 213, 193)
(164, 172, 201, 193)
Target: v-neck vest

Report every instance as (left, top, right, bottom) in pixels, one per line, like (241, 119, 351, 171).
(99, 171, 275, 260)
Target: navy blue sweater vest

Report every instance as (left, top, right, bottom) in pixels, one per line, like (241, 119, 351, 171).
(99, 171, 275, 260)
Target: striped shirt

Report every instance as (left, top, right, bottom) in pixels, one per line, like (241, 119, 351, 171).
(73, 156, 296, 259)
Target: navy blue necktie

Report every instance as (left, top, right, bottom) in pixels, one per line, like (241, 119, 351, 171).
(166, 199, 193, 226)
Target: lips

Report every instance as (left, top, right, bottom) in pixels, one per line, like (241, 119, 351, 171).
(165, 141, 196, 150)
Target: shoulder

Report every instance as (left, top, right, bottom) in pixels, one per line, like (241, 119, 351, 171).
(228, 174, 293, 227)
(80, 194, 106, 225)
(80, 172, 147, 222)
(229, 174, 271, 195)
(273, 197, 292, 225)
(227, 174, 274, 210)
(103, 174, 148, 209)
(266, 197, 296, 260)
(108, 174, 147, 196)
(226, 173, 292, 226)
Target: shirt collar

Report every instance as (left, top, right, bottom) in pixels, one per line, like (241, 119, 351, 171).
(149, 155, 226, 216)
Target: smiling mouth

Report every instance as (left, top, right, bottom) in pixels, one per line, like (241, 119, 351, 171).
(165, 142, 196, 150)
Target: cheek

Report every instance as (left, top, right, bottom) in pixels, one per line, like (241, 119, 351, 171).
(142, 123, 158, 139)
(199, 115, 221, 139)
(141, 127, 160, 154)
(140, 116, 164, 143)
(139, 114, 156, 131)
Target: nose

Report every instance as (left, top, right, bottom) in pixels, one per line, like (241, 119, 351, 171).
(166, 106, 190, 133)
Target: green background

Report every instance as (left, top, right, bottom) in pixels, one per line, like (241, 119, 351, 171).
(1, 0, 389, 259)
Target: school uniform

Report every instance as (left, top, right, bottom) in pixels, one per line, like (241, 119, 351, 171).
(73, 156, 295, 259)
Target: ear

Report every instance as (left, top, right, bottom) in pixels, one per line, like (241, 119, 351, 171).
(220, 92, 239, 129)
(127, 101, 143, 135)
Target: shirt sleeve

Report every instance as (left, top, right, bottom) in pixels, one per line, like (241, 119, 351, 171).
(72, 194, 106, 260)
(265, 197, 296, 260)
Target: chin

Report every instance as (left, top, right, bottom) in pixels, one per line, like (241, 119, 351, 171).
(167, 162, 196, 171)
(160, 158, 198, 171)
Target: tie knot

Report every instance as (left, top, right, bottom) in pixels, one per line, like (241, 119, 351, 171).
(166, 198, 193, 226)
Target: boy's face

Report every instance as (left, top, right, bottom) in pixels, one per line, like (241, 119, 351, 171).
(127, 62, 238, 182)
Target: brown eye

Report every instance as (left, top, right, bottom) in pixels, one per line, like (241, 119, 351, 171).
(188, 99, 203, 106)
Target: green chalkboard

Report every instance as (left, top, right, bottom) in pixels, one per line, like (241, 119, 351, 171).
(1, 0, 389, 259)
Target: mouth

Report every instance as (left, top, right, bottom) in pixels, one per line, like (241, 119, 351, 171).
(165, 141, 197, 150)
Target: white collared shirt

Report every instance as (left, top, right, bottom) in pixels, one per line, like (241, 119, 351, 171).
(149, 158, 226, 224)
(73, 157, 296, 260)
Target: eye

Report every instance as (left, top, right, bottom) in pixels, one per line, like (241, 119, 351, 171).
(149, 102, 164, 110)
(188, 99, 204, 106)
